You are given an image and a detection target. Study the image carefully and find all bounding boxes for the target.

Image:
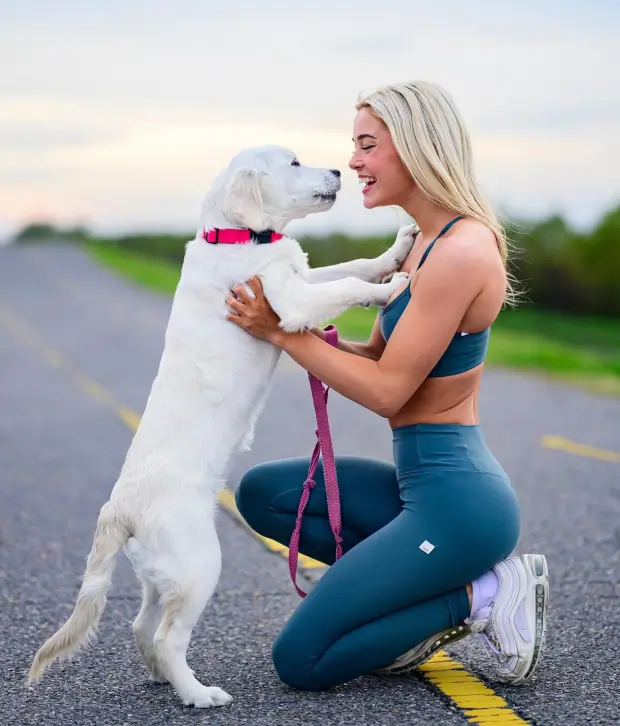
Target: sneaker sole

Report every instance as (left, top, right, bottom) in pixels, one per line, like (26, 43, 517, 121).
(374, 624, 471, 675)
(498, 553, 549, 685)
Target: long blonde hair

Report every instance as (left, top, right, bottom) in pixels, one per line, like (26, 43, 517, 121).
(356, 81, 518, 305)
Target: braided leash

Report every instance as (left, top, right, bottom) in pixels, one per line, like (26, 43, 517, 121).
(288, 325, 343, 597)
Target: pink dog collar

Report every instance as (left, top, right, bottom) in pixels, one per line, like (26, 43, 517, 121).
(201, 228, 284, 245)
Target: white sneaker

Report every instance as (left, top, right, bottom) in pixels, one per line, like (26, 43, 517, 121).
(373, 623, 472, 675)
(466, 554, 549, 685)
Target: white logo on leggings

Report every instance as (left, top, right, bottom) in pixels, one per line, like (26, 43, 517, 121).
(419, 540, 435, 554)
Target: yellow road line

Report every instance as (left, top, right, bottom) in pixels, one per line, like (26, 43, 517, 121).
(1, 303, 531, 724)
(117, 405, 143, 432)
(541, 435, 620, 463)
(75, 374, 116, 404)
(419, 655, 530, 725)
(218, 489, 323, 569)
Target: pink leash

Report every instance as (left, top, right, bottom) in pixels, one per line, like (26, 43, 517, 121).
(288, 325, 343, 597)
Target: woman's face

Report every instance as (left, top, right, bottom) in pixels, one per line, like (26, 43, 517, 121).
(349, 107, 415, 209)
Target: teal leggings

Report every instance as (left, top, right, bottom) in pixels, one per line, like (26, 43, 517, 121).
(235, 423, 520, 691)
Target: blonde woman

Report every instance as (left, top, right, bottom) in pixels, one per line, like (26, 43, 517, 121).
(227, 81, 549, 690)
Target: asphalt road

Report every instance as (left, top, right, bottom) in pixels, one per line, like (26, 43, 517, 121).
(1, 243, 619, 726)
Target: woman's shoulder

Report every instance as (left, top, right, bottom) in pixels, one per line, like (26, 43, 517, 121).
(416, 217, 505, 305)
(434, 217, 503, 270)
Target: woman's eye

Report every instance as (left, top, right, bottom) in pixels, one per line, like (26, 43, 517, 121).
(291, 159, 300, 166)
(361, 146, 374, 151)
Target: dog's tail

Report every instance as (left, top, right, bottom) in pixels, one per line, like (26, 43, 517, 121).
(27, 502, 129, 684)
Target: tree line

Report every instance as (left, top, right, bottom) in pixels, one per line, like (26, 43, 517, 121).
(14, 202, 620, 318)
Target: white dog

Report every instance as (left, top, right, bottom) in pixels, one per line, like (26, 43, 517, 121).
(27, 146, 416, 708)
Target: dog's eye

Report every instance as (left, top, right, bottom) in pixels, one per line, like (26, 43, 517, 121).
(291, 159, 300, 166)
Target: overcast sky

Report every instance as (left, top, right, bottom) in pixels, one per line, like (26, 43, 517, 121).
(1, 0, 618, 240)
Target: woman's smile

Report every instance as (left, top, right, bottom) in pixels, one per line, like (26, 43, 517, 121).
(358, 175, 377, 194)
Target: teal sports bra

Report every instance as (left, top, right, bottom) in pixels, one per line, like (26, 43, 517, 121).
(379, 216, 490, 378)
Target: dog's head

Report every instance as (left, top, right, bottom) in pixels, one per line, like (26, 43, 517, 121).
(204, 145, 341, 232)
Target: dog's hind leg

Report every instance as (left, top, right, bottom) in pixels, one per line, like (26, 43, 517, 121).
(152, 539, 232, 708)
(238, 382, 273, 452)
(125, 537, 168, 683)
(133, 578, 167, 683)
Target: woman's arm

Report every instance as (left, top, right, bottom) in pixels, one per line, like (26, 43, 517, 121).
(227, 238, 487, 417)
(310, 314, 386, 361)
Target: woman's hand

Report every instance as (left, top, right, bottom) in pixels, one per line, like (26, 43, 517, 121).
(226, 276, 284, 344)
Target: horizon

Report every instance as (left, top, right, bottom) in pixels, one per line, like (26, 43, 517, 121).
(1, 1, 619, 242)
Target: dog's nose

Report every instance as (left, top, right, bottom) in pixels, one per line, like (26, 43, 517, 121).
(330, 169, 341, 177)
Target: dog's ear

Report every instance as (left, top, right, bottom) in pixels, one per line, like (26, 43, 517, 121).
(225, 167, 265, 224)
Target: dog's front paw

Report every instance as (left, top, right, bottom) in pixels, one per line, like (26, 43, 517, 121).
(377, 224, 419, 279)
(384, 270, 411, 295)
(369, 272, 410, 306)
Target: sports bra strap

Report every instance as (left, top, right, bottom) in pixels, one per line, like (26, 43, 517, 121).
(416, 216, 465, 270)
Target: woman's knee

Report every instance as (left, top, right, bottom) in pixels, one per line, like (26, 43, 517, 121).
(272, 628, 323, 691)
(234, 462, 275, 527)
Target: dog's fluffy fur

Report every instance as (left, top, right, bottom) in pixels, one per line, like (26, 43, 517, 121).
(27, 145, 417, 708)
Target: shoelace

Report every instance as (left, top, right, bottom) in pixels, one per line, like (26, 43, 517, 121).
(465, 607, 508, 663)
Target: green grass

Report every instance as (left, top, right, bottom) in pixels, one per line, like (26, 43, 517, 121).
(86, 243, 620, 396)
(88, 243, 182, 294)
